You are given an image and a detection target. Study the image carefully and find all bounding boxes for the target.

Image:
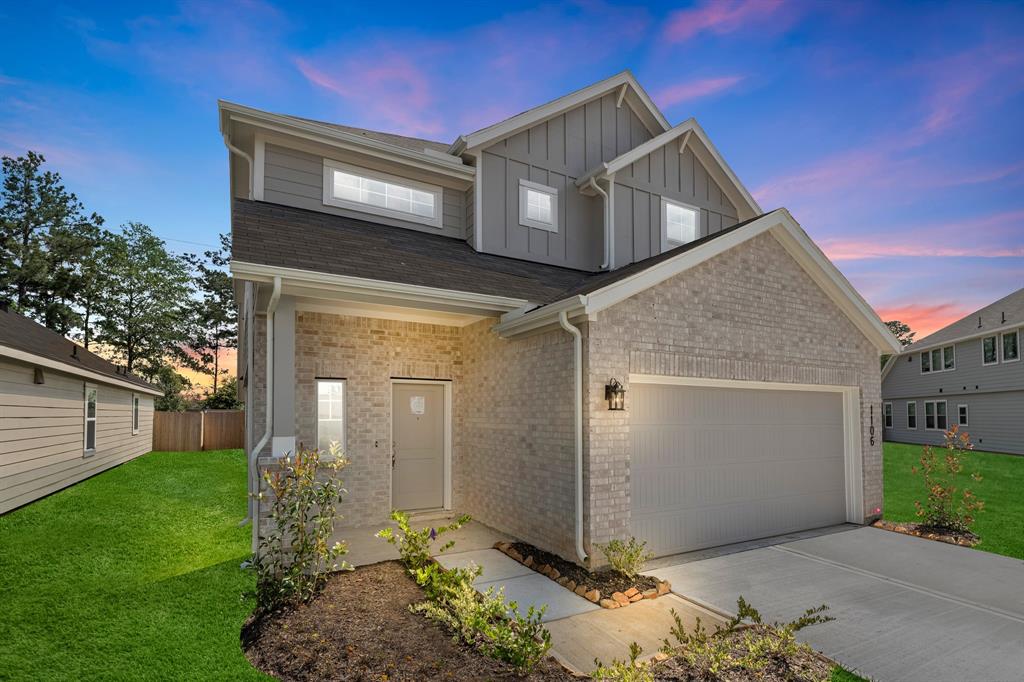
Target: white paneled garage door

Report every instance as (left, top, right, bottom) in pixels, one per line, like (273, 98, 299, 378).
(631, 381, 848, 557)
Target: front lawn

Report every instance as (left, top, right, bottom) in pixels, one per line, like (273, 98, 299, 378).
(0, 450, 266, 680)
(883, 441, 1024, 559)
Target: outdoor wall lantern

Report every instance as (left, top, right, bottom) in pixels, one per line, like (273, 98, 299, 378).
(605, 378, 625, 411)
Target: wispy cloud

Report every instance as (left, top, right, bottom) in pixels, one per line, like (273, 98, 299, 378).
(662, 0, 799, 43)
(654, 75, 745, 108)
(874, 303, 969, 338)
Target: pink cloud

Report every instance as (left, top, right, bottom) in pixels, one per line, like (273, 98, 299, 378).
(874, 303, 970, 338)
(662, 0, 796, 43)
(654, 75, 745, 108)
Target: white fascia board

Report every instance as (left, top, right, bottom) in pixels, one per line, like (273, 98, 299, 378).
(687, 121, 762, 218)
(494, 296, 587, 337)
(0, 345, 162, 396)
(218, 101, 473, 180)
(453, 71, 670, 154)
(230, 260, 528, 313)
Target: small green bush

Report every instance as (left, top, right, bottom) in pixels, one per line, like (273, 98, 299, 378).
(251, 442, 351, 611)
(592, 642, 654, 682)
(596, 537, 653, 578)
(376, 509, 470, 570)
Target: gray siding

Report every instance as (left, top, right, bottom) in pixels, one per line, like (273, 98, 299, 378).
(883, 392, 1024, 455)
(464, 184, 475, 244)
(613, 143, 738, 266)
(262, 142, 467, 239)
(479, 93, 657, 270)
(0, 357, 154, 513)
(883, 333, 1024, 397)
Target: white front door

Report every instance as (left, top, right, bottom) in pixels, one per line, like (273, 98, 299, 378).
(392, 383, 445, 511)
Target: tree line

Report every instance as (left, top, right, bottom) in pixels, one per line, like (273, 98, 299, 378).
(0, 151, 238, 411)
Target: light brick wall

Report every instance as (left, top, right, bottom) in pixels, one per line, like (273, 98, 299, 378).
(585, 232, 883, 549)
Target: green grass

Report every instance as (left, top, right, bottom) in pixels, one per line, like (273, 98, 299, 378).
(831, 666, 868, 681)
(883, 441, 1024, 559)
(0, 450, 267, 680)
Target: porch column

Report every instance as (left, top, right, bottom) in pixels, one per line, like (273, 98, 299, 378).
(271, 296, 296, 457)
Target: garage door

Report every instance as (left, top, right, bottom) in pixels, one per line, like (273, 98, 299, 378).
(630, 382, 847, 557)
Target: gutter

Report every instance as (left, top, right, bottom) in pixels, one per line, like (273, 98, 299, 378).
(242, 276, 281, 554)
(557, 310, 588, 565)
(222, 133, 254, 201)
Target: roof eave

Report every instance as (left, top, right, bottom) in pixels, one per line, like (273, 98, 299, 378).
(0, 344, 162, 396)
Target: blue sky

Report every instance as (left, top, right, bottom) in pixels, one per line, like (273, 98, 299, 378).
(2, 0, 1022, 336)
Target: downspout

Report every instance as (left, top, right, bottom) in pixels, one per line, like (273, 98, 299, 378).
(242, 276, 281, 555)
(558, 310, 588, 565)
(588, 177, 610, 270)
(222, 133, 254, 201)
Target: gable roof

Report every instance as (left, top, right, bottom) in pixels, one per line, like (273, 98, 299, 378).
(449, 70, 670, 155)
(0, 307, 161, 395)
(285, 115, 449, 154)
(575, 118, 762, 220)
(904, 287, 1024, 353)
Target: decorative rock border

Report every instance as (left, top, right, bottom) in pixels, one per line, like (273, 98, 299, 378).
(493, 541, 671, 609)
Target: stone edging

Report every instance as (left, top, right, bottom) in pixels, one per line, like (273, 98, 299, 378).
(493, 541, 671, 609)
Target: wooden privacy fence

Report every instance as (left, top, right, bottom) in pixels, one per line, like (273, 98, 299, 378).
(153, 410, 245, 451)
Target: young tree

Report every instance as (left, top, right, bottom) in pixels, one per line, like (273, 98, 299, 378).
(182, 233, 237, 395)
(94, 223, 192, 377)
(202, 375, 243, 410)
(153, 363, 193, 412)
(885, 320, 916, 347)
(0, 151, 104, 329)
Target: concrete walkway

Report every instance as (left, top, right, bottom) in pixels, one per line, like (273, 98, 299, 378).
(648, 526, 1024, 682)
(336, 516, 512, 567)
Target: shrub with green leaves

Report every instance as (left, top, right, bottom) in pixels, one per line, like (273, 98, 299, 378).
(251, 442, 350, 611)
(592, 642, 654, 682)
(596, 537, 653, 579)
(912, 425, 984, 534)
(376, 509, 470, 570)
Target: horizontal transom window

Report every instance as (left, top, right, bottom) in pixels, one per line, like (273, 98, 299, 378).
(323, 160, 443, 228)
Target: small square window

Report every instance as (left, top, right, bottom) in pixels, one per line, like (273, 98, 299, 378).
(982, 336, 998, 365)
(1002, 330, 1019, 362)
(518, 179, 558, 232)
(958, 404, 968, 427)
(662, 198, 699, 249)
(883, 402, 892, 428)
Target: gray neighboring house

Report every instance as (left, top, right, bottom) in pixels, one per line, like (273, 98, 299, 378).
(0, 305, 160, 513)
(221, 71, 900, 565)
(882, 287, 1024, 454)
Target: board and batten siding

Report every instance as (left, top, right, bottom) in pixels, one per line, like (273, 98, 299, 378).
(261, 142, 468, 240)
(0, 357, 154, 513)
(479, 92, 657, 270)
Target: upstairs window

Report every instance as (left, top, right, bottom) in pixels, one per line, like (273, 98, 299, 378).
(662, 198, 699, 248)
(982, 335, 998, 365)
(84, 385, 97, 455)
(323, 160, 442, 228)
(1002, 330, 1019, 362)
(921, 345, 955, 373)
(518, 179, 558, 232)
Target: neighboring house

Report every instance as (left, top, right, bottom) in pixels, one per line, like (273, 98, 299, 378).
(222, 71, 900, 564)
(0, 305, 160, 513)
(882, 287, 1024, 455)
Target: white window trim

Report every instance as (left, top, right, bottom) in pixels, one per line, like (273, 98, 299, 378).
(920, 345, 955, 374)
(924, 399, 947, 431)
(315, 378, 347, 454)
(982, 335, 999, 366)
(907, 401, 917, 430)
(883, 402, 893, 429)
(322, 159, 444, 229)
(660, 197, 701, 251)
(1001, 330, 1020, 363)
(957, 403, 969, 427)
(83, 384, 97, 456)
(518, 179, 558, 232)
(131, 393, 140, 435)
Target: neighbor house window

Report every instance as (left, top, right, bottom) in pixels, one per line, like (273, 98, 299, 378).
(1002, 330, 1019, 362)
(132, 394, 140, 435)
(921, 345, 955, 373)
(323, 159, 442, 228)
(662, 198, 699, 248)
(518, 179, 558, 232)
(982, 335, 998, 365)
(84, 385, 97, 455)
(883, 402, 892, 428)
(316, 379, 346, 452)
(924, 400, 946, 430)
(958, 404, 969, 427)
(907, 401, 917, 429)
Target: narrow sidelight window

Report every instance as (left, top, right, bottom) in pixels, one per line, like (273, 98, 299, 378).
(982, 335, 998, 365)
(316, 379, 346, 452)
(883, 402, 892, 428)
(907, 401, 917, 429)
(936, 400, 947, 430)
(84, 385, 98, 454)
(132, 394, 140, 435)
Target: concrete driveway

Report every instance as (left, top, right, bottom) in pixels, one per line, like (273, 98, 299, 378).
(649, 526, 1024, 682)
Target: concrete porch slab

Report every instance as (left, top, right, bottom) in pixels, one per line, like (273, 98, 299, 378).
(334, 518, 512, 567)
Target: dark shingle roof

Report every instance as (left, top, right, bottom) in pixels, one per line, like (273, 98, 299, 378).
(282, 114, 450, 154)
(907, 287, 1024, 350)
(0, 307, 156, 391)
(231, 199, 767, 306)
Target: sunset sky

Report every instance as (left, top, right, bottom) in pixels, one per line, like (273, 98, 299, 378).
(2, 0, 1022, 345)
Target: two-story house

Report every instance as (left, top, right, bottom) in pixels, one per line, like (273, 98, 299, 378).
(882, 287, 1024, 454)
(222, 71, 900, 566)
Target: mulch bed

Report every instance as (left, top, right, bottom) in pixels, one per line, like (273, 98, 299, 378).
(503, 541, 664, 608)
(873, 519, 979, 548)
(652, 626, 837, 681)
(242, 560, 577, 681)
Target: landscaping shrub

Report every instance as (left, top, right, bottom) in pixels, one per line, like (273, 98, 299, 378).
(595, 537, 653, 579)
(912, 425, 984, 534)
(251, 442, 350, 611)
(376, 509, 470, 569)
(592, 642, 654, 682)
